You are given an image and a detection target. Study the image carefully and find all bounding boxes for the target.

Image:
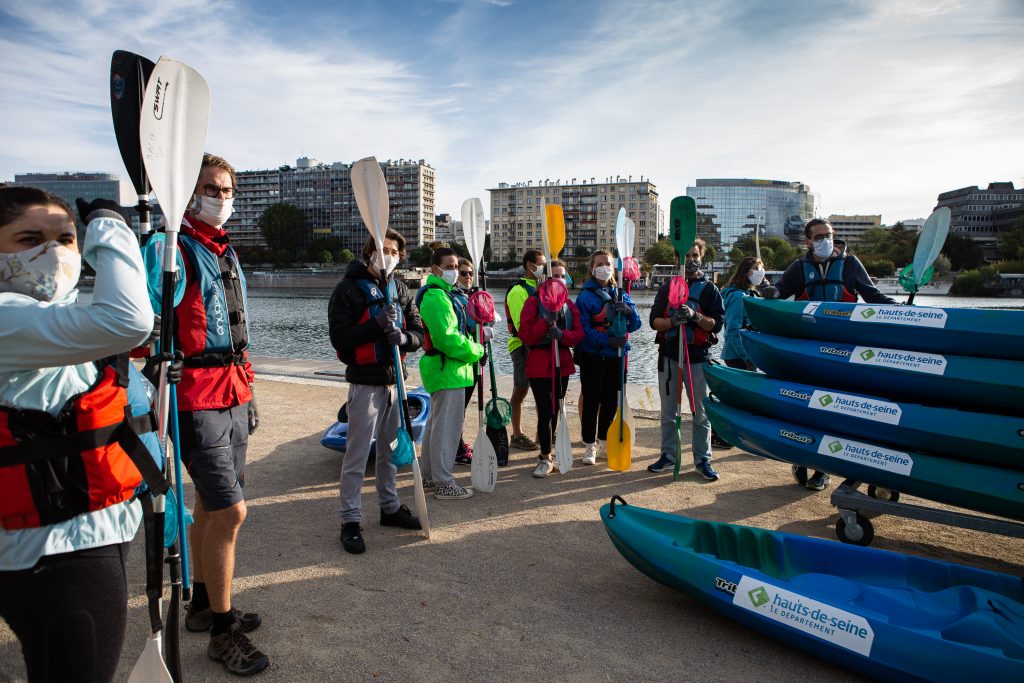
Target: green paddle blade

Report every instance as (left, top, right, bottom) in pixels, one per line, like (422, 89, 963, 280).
(670, 196, 697, 259)
(898, 263, 935, 292)
(390, 428, 415, 467)
(486, 397, 511, 429)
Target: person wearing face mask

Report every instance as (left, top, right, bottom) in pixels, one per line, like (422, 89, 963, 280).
(453, 257, 479, 467)
(720, 256, 766, 372)
(766, 219, 895, 492)
(328, 232, 425, 553)
(574, 250, 642, 465)
(415, 248, 487, 500)
(647, 239, 725, 480)
(503, 250, 546, 452)
(0, 187, 168, 682)
(160, 153, 269, 674)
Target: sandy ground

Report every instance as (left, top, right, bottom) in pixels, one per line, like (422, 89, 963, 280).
(2, 376, 1022, 682)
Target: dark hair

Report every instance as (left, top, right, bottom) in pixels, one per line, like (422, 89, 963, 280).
(430, 246, 457, 267)
(361, 230, 407, 262)
(804, 218, 832, 239)
(201, 152, 237, 189)
(728, 256, 763, 289)
(674, 237, 707, 260)
(522, 249, 542, 270)
(0, 186, 73, 228)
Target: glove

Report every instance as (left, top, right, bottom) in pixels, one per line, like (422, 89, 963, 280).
(761, 285, 780, 300)
(142, 350, 184, 386)
(607, 335, 627, 349)
(543, 309, 557, 324)
(385, 327, 408, 347)
(76, 197, 132, 226)
(480, 326, 494, 342)
(147, 315, 163, 345)
(374, 304, 398, 329)
(613, 300, 632, 315)
(247, 389, 259, 435)
(671, 307, 694, 326)
(549, 326, 564, 341)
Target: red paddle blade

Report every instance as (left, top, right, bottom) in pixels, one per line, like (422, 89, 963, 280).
(621, 256, 640, 282)
(668, 276, 689, 308)
(538, 278, 568, 312)
(468, 290, 496, 324)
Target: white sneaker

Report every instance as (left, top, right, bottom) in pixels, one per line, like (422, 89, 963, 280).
(597, 439, 607, 459)
(532, 458, 555, 478)
(582, 443, 597, 465)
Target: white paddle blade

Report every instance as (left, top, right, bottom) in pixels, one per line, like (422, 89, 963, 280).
(755, 222, 762, 261)
(472, 198, 486, 258)
(127, 634, 174, 683)
(351, 157, 390, 253)
(615, 207, 627, 264)
(410, 458, 431, 539)
(624, 216, 636, 258)
(913, 207, 951, 286)
(471, 427, 498, 492)
(555, 407, 573, 474)
(140, 57, 211, 238)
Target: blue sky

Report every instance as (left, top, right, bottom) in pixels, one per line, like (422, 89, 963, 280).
(1, 0, 1021, 224)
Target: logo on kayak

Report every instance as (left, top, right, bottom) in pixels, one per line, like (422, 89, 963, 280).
(715, 577, 738, 596)
(818, 394, 834, 407)
(861, 308, 876, 319)
(810, 390, 902, 425)
(850, 346, 947, 375)
(820, 434, 913, 475)
(852, 305, 948, 328)
(860, 349, 875, 361)
(779, 388, 812, 401)
(828, 440, 843, 453)
(779, 429, 814, 445)
(748, 586, 770, 607)
(822, 307, 852, 318)
(819, 346, 852, 358)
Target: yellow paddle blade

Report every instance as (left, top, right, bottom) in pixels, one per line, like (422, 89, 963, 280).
(545, 204, 566, 258)
(605, 413, 632, 472)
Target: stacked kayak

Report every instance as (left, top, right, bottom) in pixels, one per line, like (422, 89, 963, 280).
(600, 497, 1024, 682)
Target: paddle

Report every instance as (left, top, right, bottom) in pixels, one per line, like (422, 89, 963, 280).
(542, 205, 573, 473)
(110, 50, 156, 237)
(904, 207, 951, 305)
(351, 157, 430, 537)
(139, 55, 210, 682)
(668, 277, 697, 481)
(479, 263, 511, 465)
(669, 197, 697, 481)
(606, 209, 633, 471)
(620, 214, 638, 444)
(463, 197, 498, 492)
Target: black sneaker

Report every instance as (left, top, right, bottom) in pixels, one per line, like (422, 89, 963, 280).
(710, 434, 732, 449)
(380, 503, 422, 530)
(207, 622, 270, 675)
(340, 522, 366, 554)
(805, 471, 831, 492)
(186, 605, 262, 633)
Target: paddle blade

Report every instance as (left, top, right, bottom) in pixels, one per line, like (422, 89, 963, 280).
(538, 278, 568, 312)
(755, 223, 762, 261)
(485, 396, 512, 429)
(912, 207, 951, 287)
(555, 407, 573, 474)
(486, 423, 509, 466)
(140, 57, 211, 237)
(624, 216, 636, 257)
(390, 428, 415, 467)
(411, 458, 431, 538)
(545, 204, 566, 259)
(669, 196, 697, 259)
(127, 634, 174, 683)
(606, 414, 632, 471)
(624, 399, 636, 446)
(468, 290, 496, 324)
(461, 198, 486, 274)
(471, 428, 498, 492)
(111, 50, 156, 197)
(899, 263, 935, 293)
(615, 208, 627, 264)
(668, 275, 689, 308)
(351, 157, 390, 252)
(621, 256, 640, 283)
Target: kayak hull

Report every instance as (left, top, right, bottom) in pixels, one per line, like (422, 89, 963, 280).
(320, 389, 429, 453)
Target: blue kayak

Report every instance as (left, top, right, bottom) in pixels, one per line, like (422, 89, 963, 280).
(320, 388, 430, 454)
(705, 399, 1024, 521)
(741, 330, 1024, 416)
(601, 497, 1024, 683)
(704, 363, 1024, 470)
(744, 298, 1024, 361)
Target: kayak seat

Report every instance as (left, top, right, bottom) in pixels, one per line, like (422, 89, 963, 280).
(940, 596, 1024, 659)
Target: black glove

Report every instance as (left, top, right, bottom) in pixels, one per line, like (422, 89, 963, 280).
(142, 350, 184, 386)
(543, 309, 557, 324)
(549, 326, 564, 341)
(613, 300, 632, 315)
(607, 335, 627, 349)
(147, 315, 163, 346)
(76, 198, 132, 226)
(761, 285, 780, 300)
(248, 389, 259, 435)
(374, 304, 398, 329)
(385, 327, 408, 347)
(671, 307, 694, 326)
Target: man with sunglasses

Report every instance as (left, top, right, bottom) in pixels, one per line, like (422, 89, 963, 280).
(766, 218, 895, 493)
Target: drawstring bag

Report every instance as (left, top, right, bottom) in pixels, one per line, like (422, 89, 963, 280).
(621, 256, 641, 284)
(468, 290, 496, 324)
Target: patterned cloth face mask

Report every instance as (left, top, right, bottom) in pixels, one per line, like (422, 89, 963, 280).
(0, 241, 82, 302)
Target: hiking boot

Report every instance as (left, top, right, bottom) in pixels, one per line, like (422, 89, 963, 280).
(207, 622, 270, 676)
(186, 605, 262, 633)
(340, 522, 366, 554)
(455, 443, 473, 466)
(510, 433, 537, 450)
(805, 471, 831, 492)
(380, 503, 422, 530)
(435, 483, 473, 500)
(647, 454, 675, 474)
(581, 443, 597, 465)
(695, 460, 720, 481)
(532, 458, 555, 478)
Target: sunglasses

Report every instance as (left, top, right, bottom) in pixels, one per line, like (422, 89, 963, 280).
(459, 270, 473, 277)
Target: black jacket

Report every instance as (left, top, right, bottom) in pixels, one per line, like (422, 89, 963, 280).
(328, 260, 424, 386)
(775, 241, 896, 305)
(649, 275, 725, 364)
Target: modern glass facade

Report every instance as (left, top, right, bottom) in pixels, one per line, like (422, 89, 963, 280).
(685, 179, 819, 252)
(13, 172, 123, 223)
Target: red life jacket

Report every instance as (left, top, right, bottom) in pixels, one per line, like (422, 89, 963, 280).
(351, 278, 406, 365)
(0, 356, 167, 531)
(797, 258, 857, 302)
(588, 285, 620, 332)
(656, 280, 712, 347)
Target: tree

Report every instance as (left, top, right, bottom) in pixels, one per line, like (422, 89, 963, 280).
(409, 245, 433, 267)
(853, 223, 917, 268)
(318, 250, 333, 266)
(337, 249, 354, 264)
(451, 241, 470, 260)
(643, 238, 677, 266)
(259, 204, 307, 256)
(998, 216, 1024, 261)
(862, 259, 896, 279)
(506, 247, 518, 263)
(574, 244, 591, 259)
(728, 235, 801, 271)
(932, 254, 952, 276)
(942, 233, 984, 271)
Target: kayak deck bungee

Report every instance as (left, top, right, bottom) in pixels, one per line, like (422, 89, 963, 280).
(743, 298, 1024, 361)
(705, 399, 1024, 522)
(704, 363, 1024, 470)
(741, 330, 1024, 416)
(601, 498, 1024, 683)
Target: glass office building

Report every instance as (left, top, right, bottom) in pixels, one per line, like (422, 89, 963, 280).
(14, 172, 123, 223)
(685, 179, 819, 252)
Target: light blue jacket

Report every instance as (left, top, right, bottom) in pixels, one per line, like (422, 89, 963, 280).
(720, 285, 759, 364)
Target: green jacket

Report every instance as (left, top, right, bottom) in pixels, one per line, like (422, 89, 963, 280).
(416, 273, 484, 393)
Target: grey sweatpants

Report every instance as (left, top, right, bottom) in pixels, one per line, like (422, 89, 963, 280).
(419, 387, 466, 488)
(658, 356, 711, 465)
(338, 383, 402, 523)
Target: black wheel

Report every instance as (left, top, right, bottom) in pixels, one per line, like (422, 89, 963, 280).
(867, 485, 900, 503)
(792, 465, 808, 486)
(836, 514, 874, 546)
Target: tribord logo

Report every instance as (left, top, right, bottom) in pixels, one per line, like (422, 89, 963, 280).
(779, 429, 814, 445)
(779, 388, 812, 401)
(715, 577, 738, 596)
(822, 307, 853, 318)
(819, 346, 851, 358)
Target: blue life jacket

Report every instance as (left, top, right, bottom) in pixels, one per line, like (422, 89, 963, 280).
(801, 258, 855, 302)
(415, 283, 470, 358)
(662, 280, 711, 346)
(177, 233, 250, 365)
(353, 278, 406, 365)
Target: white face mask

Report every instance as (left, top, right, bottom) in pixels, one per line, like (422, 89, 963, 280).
(441, 269, 459, 286)
(593, 265, 613, 282)
(191, 194, 235, 227)
(0, 240, 82, 302)
(812, 237, 834, 260)
(374, 252, 399, 276)
(749, 269, 766, 286)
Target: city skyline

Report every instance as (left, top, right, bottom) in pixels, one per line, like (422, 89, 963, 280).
(1, 0, 1021, 224)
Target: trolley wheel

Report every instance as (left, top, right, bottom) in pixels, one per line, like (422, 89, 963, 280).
(792, 465, 808, 486)
(836, 514, 874, 546)
(867, 485, 900, 503)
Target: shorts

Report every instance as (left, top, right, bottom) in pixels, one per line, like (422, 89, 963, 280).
(178, 403, 249, 512)
(511, 346, 529, 389)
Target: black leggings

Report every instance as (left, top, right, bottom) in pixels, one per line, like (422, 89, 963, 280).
(460, 372, 483, 454)
(529, 376, 571, 456)
(0, 542, 130, 683)
(578, 352, 626, 444)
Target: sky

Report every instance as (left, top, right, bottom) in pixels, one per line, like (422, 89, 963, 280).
(1, 0, 1022, 224)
